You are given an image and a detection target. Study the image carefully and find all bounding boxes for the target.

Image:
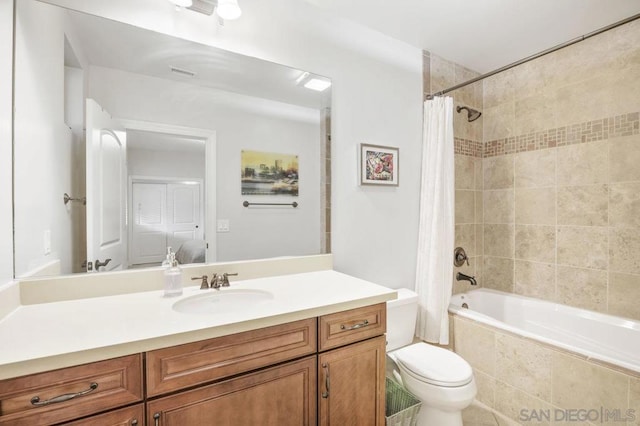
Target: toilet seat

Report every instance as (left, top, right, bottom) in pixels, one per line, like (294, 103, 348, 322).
(393, 343, 473, 387)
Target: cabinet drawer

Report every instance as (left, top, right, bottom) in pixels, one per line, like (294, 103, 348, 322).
(0, 354, 143, 426)
(319, 303, 386, 351)
(64, 403, 144, 426)
(146, 318, 317, 396)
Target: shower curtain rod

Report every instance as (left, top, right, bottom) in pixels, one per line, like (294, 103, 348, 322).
(425, 12, 640, 99)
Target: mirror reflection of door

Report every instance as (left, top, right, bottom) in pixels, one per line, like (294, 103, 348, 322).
(86, 99, 127, 272)
(130, 182, 203, 267)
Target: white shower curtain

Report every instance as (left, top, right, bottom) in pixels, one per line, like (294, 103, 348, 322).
(415, 96, 455, 345)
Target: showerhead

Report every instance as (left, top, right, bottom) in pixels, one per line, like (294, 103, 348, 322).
(456, 105, 482, 122)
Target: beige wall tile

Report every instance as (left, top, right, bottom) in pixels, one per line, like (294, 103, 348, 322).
(515, 225, 556, 263)
(474, 370, 496, 408)
(609, 182, 640, 228)
(556, 266, 607, 313)
(515, 260, 556, 301)
(483, 69, 514, 109)
(484, 102, 515, 141)
(483, 257, 514, 293)
(555, 77, 610, 125)
(476, 224, 484, 257)
(552, 352, 629, 413)
(608, 272, 640, 321)
(484, 224, 514, 258)
(456, 190, 476, 224)
(557, 226, 608, 270)
(515, 187, 556, 225)
(496, 333, 553, 401)
(455, 154, 475, 190)
(474, 157, 483, 191)
(456, 224, 476, 256)
(557, 185, 608, 227)
(514, 91, 557, 135)
(484, 155, 514, 190)
(610, 135, 640, 183)
(557, 142, 609, 186)
(630, 377, 640, 426)
(475, 191, 483, 225)
(484, 190, 514, 224)
(430, 53, 455, 93)
(610, 228, 640, 274)
(453, 316, 496, 376)
(495, 381, 552, 425)
(515, 149, 556, 189)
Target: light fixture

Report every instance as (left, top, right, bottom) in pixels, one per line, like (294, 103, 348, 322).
(304, 78, 331, 92)
(216, 0, 242, 20)
(169, 0, 193, 7)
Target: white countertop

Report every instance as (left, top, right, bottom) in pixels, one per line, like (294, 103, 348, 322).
(0, 270, 396, 380)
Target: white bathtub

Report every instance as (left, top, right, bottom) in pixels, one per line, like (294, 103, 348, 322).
(449, 289, 640, 374)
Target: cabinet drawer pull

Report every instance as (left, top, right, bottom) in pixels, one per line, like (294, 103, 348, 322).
(30, 382, 98, 407)
(340, 319, 369, 331)
(321, 363, 330, 399)
(131, 420, 138, 426)
(154, 412, 161, 426)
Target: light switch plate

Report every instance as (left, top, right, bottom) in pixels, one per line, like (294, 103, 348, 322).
(217, 219, 230, 232)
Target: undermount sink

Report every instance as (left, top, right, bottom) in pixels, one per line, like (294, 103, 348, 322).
(172, 289, 275, 314)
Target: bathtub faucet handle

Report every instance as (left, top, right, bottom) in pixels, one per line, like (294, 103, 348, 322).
(454, 247, 469, 267)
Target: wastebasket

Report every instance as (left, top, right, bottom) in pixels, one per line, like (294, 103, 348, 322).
(385, 377, 422, 426)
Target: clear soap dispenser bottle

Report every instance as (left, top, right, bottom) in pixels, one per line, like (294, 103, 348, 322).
(161, 247, 173, 269)
(164, 253, 183, 297)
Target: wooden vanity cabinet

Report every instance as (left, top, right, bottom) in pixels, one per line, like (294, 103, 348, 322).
(0, 302, 386, 425)
(318, 303, 386, 426)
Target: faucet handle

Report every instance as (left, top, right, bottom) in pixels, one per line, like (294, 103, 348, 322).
(221, 272, 238, 287)
(191, 275, 209, 290)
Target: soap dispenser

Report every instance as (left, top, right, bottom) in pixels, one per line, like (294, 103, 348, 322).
(164, 252, 183, 297)
(161, 247, 173, 268)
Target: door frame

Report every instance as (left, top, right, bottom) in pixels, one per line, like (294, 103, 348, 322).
(118, 118, 217, 263)
(128, 177, 205, 267)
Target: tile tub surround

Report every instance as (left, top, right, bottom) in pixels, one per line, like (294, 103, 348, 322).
(477, 18, 640, 321)
(452, 315, 640, 426)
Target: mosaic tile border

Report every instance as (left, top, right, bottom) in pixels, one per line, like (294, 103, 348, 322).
(484, 112, 640, 158)
(454, 137, 483, 158)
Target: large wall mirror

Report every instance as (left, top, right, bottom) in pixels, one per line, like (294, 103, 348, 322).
(13, 0, 331, 278)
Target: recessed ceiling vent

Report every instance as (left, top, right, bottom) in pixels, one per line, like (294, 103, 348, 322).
(170, 66, 197, 77)
(187, 0, 216, 15)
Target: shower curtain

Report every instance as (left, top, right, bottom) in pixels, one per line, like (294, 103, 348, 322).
(415, 96, 454, 345)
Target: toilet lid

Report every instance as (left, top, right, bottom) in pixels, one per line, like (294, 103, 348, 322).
(394, 343, 473, 387)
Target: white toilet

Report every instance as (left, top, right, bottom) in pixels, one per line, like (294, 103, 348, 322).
(387, 288, 476, 426)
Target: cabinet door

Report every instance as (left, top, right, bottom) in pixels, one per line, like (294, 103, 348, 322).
(147, 356, 317, 426)
(63, 403, 144, 426)
(318, 336, 386, 426)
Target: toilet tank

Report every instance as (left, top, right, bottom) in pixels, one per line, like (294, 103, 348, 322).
(386, 288, 419, 351)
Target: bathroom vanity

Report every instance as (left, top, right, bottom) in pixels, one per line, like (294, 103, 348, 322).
(0, 267, 394, 425)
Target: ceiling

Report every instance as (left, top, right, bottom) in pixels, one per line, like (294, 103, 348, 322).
(304, 0, 640, 73)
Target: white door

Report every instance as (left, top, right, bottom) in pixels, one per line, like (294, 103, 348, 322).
(86, 99, 127, 272)
(129, 181, 203, 266)
(167, 183, 203, 251)
(130, 183, 167, 265)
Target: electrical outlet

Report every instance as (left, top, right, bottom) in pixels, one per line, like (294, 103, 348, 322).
(217, 219, 230, 233)
(44, 230, 51, 255)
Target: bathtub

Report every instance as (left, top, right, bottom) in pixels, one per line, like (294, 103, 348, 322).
(448, 289, 640, 374)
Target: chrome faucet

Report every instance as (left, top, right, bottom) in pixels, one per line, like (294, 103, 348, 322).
(456, 272, 477, 286)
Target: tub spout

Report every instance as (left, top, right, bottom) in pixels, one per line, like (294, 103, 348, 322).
(456, 272, 477, 286)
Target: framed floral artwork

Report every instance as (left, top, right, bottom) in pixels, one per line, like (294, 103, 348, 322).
(360, 143, 399, 186)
